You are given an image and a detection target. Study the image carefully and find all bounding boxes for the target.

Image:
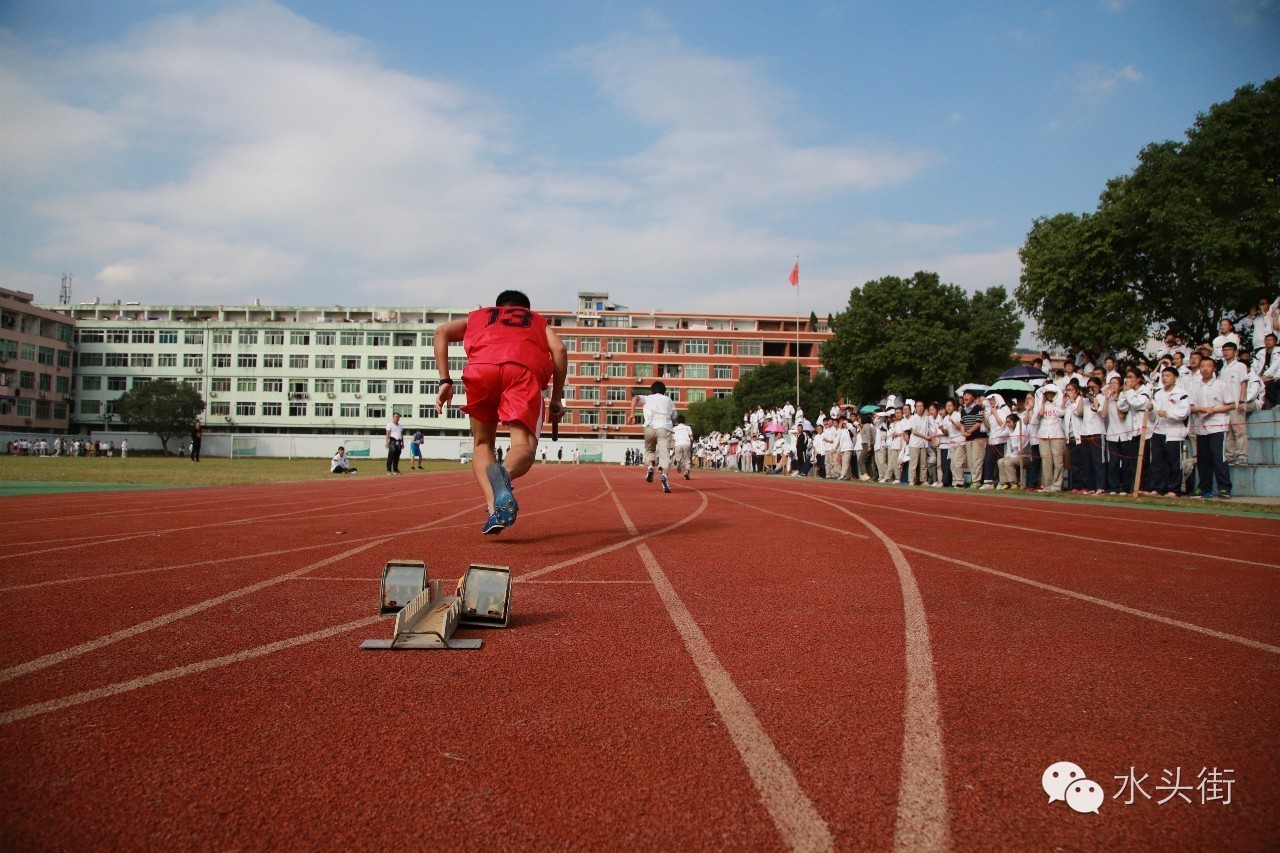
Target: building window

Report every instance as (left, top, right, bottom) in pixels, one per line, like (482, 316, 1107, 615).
(369, 356, 388, 371)
(212, 330, 232, 345)
(367, 379, 387, 395)
(210, 401, 231, 415)
(289, 354, 309, 369)
(339, 404, 360, 418)
(579, 386, 599, 401)
(341, 379, 361, 394)
(685, 339, 708, 354)
(158, 353, 177, 367)
(579, 362, 600, 377)
(685, 364, 708, 379)
(78, 329, 105, 343)
(714, 340, 733, 355)
(418, 405, 438, 419)
(264, 330, 284, 346)
(78, 352, 104, 367)
(737, 340, 761, 356)
(714, 365, 733, 379)
(81, 399, 101, 415)
(392, 404, 412, 418)
(606, 387, 628, 401)
(183, 354, 204, 368)
(607, 363, 627, 377)
(155, 330, 177, 344)
(579, 410, 599, 427)
(607, 338, 627, 353)
(316, 355, 335, 370)
(635, 340, 655, 354)
(444, 407, 466, 419)
(314, 403, 333, 417)
(606, 411, 627, 425)
(235, 402, 256, 416)
(263, 378, 284, 393)
(238, 354, 258, 368)
(420, 357, 436, 371)
(395, 333, 417, 347)
(580, 338, 601, 353)
(132, 330, 155, 344)
(314, 378, 334, 393)
(289, 403, 308, 417)
(263, 354, 284, 368)
(340, 331, 363, 346)
(316, 331, 336, 346)
(393, 380, 413, 394)
(212, 354, 232, 368)
(713, 389, 732, 399)
(342, 356, 361, 370)
(367, 332, 390, 347)
(393, 356, 414, 370)
(237, 378, 257, 392)
(448, 357, 466, 373)
(562, 337, 577, 352)
(291, 331, 311, 345)
(238, 331, 258, 345)
(105, 353, 129, 367)
(81, 376, 102, 391)
(185, 331, 204, 345)
(366, 404, 386, 419)
(211, 377, 231, 392)
(634, 363, 654, 378)
(107, 331, 129, 344)
(686, 389, 707, 403)
(107, 376, 127, 391)
(37, 346, 55, 366)
(263, 402, 283, 416)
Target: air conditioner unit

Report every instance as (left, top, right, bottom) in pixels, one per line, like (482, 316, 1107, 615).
(593, 353, 601, 359)
(210, 392, 218, 398)
(596, 376, 603, 382)
(378, 394, 386, 400)
(327, 392, 335, 399)
(195, 367, 204, 373)
(39, 391, 47, 398)
(354, 393, 362, 399)
(604, 353, 612, 358)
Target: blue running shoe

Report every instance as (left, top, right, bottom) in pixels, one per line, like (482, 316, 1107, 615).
(486, 463, 518, 526)
(661, 473, 671, 494)
(482, 513, 505, 535)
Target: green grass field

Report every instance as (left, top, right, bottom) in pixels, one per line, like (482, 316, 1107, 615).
(0, 455, 461, 494)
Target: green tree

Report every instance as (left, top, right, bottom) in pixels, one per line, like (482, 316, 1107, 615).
(821, 271, 1022, 402)
(732, 361, 837, 418)
(1018, 77, 1280, 347)
(113, 380, 205, 455)
(684, 396, 739, 436)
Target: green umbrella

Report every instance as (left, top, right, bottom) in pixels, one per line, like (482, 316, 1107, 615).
(988, 378, 1034, 393)
(859, 405, 879, 413)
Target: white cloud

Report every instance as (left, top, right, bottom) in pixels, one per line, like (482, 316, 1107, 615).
(1062, 62, 1145, 102)
(2, 1, 935, 315)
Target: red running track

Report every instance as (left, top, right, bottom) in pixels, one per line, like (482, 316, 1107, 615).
(0, 467, 1277, 850)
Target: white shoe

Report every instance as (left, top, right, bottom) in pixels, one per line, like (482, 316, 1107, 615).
(978, 484, 994, 490)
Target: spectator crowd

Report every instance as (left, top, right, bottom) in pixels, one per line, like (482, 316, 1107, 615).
(688, 303, 1279, 501)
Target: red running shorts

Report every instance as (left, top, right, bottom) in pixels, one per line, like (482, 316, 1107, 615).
(460, 362, 545, 438)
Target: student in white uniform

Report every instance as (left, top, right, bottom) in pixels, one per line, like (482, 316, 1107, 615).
(1146, 365, 1190, 497)
(672, 414, 694, 480)
(1189, 355, 1233, 499)
(631, 381, 677, 493)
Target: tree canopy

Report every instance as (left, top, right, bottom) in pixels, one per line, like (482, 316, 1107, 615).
(684, 396, 739, 436)
(820, 271, 1022, 403)
(1018, 77, 1279, 349)
(732, 361, 836, 419)
(113, 380, 205, 454)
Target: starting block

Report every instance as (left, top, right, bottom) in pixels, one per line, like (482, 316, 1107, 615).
(361, 561, 511, 650)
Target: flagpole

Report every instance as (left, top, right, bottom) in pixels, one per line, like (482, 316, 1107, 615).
(794, 256, 800, 410)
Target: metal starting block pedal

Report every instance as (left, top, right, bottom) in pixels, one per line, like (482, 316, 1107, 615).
(361, 561, 512, 650)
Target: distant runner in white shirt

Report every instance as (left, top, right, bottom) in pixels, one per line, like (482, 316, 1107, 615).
(672, 414, 694, 480)
(631, 380, 677, 493)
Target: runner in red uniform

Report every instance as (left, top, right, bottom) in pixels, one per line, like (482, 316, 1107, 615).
(434, 290, 568, 534)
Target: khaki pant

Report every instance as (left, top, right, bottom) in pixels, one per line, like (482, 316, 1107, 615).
(908, 445, 928, 484)
(644, 427, 673, 471)
(998, 454, 1031, 486)
(673, 444, 692, 473)
(1226, 407, 1249, 460)
(1040, 439, 1065, 490)
(839, 450, 853, 479)
(949, 444, 966, 486)
(874, 447, 889, 479)
(965, 439, 987, 486)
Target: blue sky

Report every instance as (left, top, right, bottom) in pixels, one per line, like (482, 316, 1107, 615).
(1, 1, 1276, 337)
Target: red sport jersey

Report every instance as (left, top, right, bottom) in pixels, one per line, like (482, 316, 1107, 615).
(460, 306, 554, 435)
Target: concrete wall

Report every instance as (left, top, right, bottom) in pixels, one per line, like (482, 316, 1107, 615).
(1, 430, 644, 464)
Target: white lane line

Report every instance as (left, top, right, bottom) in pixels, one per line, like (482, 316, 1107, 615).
(605, 486, 834, 852)
(0, 537, 392, 685)
(709, 489, 869, 539)
(798, 484, 1269, 563)
(788, 494, 951, 852)
(727, 485, 1280, 657)
(520, 579, 651, 585)
(0, 616, 382, 726)
(900, 545, 1280, 656)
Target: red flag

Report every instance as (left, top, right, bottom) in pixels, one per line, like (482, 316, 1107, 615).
(788, 261, 799, 287)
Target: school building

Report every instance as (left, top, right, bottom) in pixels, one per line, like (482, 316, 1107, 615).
(43, 292, 829, 440)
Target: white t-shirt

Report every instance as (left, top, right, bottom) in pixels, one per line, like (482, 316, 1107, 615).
(386, 420, 404, 441)
(641, 394, 676, 430)
(672, 423, 694, 447)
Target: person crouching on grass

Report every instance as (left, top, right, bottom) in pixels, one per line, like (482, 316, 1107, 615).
(434, 290, 568, 535)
